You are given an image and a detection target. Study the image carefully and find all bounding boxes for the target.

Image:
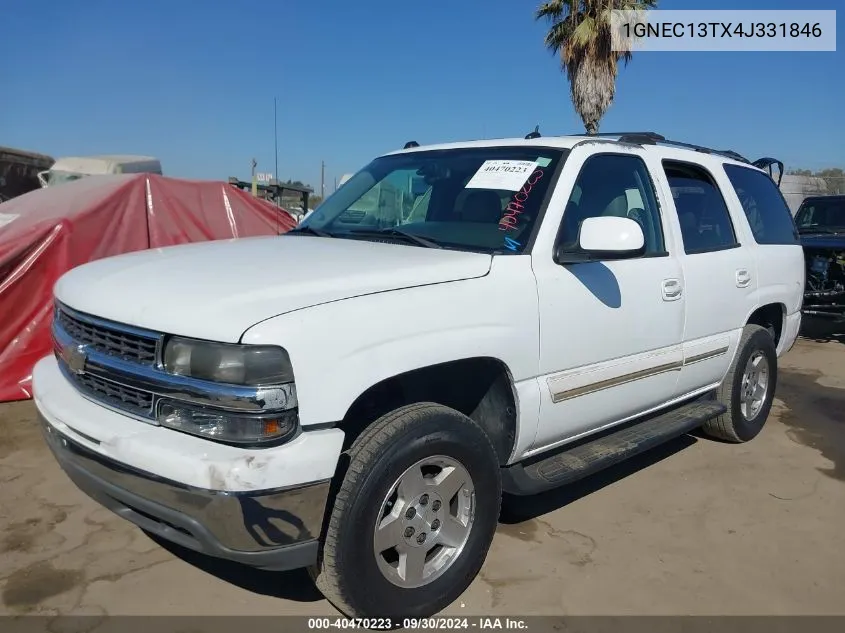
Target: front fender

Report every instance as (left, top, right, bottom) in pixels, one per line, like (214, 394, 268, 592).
(240, 257, 540, 430)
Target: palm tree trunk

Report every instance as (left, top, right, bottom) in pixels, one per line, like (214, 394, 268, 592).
(570, 55, 614, 137)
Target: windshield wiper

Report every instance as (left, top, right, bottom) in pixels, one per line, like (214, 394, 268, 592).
(346, 227, 443, 249)
(287, 226, 335, 237)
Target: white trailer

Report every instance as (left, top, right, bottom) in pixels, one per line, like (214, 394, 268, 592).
(38, 155, 162, 187)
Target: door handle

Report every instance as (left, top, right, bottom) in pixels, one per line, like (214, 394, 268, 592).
(736, 269, 752, 288)
(662, 278, 683, 301)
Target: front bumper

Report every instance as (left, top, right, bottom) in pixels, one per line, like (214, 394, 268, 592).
(40, 412, 327, 570)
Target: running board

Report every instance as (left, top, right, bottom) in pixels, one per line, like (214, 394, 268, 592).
(502, 401, 726, 496)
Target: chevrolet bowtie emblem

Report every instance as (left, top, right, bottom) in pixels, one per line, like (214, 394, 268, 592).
(61, 343, 89, 375)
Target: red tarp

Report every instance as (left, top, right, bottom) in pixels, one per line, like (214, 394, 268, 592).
(0, 173, 297, 402)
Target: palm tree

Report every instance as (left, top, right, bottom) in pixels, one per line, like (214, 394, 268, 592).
(536, 0, 657, 135)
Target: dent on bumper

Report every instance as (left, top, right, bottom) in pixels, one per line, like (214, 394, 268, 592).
(40, 414, 328, 571)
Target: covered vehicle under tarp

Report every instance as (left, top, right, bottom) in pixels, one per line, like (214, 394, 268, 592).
(0, 173, 297, 402)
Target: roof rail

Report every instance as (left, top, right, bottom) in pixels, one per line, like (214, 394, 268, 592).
(579, 132, 751, 164)
(588, 132, 665, 145)
(661, 140, 751, 164)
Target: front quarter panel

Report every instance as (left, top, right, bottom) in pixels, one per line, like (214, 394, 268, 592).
(240, 256, 540, 434)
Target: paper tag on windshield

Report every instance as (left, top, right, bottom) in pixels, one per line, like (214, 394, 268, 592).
(0, 214, 19, 230)
(465, 160, 537, 191)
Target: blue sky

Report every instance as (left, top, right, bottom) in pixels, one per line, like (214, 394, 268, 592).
(2, 0, 842, 194)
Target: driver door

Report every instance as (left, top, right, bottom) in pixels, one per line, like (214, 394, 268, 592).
(530, 149, 686, 452)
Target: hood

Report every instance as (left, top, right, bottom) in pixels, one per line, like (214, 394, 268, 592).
(799, 233, 845, 250)
(55, 235, 492, 342)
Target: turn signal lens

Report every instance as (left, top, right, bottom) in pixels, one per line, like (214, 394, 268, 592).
(157, 401, 297, 445)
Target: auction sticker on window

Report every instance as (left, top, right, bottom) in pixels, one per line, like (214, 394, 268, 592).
(465, 160, 537, 191)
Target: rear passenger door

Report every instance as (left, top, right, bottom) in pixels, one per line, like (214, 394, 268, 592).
(722, 164, 805, 353)
(659, 160, 758, 397)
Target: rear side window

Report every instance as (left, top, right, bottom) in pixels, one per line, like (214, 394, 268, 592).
(663, 161, 739, 254)
(724, 164, 799, 245)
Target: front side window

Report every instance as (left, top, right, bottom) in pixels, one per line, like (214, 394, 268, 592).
(298, 147, 566, 253)
(724, 164, 799, 245)
(663, 161, 738, 254)
(558, 153, 665, 255)
(795, 197, 845, 234)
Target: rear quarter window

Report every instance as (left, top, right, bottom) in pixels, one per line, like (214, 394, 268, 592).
(723, 164, 799, 245)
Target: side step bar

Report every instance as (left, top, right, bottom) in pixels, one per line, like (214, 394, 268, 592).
(502, 400, 726, 496)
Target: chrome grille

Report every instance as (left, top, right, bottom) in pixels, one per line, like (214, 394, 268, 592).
(57, 307, 159, 365)
(53, 303, 162, 422)
(72, 372, 154, 417)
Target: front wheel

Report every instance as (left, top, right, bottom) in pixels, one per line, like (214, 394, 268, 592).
(703, 324, 778, 443)
(312, 403, 501, 619)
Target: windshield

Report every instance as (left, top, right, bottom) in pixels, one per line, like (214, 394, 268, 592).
(298, 146, 566, 253)
(795, 197, 845, 232)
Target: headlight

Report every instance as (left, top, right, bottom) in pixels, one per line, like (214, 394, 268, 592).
(163, 337, 294, 385)
(159, 337, 298, 445)
(157, 401, 297, 445)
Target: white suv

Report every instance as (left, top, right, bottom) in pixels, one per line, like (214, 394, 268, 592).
(34, 132, 805, 619)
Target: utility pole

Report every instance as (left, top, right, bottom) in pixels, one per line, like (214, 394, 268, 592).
(321, 160, 325, 201)
(273, 97, 279, 184)
(334, 176, 337, 192)
(251, 158, 257, 197)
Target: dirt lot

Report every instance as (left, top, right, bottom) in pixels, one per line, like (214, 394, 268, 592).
(1, 335, 843, 619)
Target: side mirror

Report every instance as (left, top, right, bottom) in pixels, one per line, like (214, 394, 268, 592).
(555, 216, 646, 264)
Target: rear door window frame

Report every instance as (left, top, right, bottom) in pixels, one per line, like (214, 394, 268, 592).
(662, 159, 741, 255)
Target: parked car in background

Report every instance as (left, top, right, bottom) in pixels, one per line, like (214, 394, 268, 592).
(38, 155, 162, 187)
(795, 195, 845, 326)
(34, 132, 803, 619)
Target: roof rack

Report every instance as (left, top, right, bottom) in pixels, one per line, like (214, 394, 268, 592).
(581, 132, 751, 164)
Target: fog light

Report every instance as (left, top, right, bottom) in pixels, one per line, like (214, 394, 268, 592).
(157, 402, 297, 445)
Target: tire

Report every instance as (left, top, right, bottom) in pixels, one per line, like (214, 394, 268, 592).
(311, 402, 501, 619)
(702, 324, 778, 443)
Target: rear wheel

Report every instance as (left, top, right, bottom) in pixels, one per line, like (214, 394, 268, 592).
(703, 324, 778, 443)
(312, 403, 501, 619)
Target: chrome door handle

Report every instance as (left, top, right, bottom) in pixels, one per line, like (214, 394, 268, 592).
(662, 278, 683, 301)
(736, 269, 751, 288)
